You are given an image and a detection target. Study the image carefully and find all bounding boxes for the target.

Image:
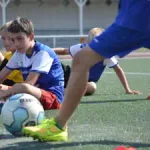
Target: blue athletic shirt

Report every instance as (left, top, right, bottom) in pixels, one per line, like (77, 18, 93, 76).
(115, 0, 150, 32)
(6, 41, 64, 103)
(69, 44, 118, 82)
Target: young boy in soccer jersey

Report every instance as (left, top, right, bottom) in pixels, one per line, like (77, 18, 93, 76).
(0, 21, 24, 86)
(23, 0, 150, 141)
(0, 17, 64, 111)
(0, 21, 24, 114)
(54, 27, 141, 96)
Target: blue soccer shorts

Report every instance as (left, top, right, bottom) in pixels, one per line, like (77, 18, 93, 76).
(89, 23, 150, 58)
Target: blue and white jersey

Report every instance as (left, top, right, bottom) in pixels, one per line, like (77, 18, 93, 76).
(115, 0, 150, 32)
(6, 41, 64, 103)
(69, 44, 118, 82)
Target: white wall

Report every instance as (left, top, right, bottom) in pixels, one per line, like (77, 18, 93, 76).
(0, 0, 118, 31)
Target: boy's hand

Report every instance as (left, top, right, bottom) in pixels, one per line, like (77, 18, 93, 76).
(0, 90, 12, 101)
(0, 84, 9, 91)
(126, 89, 142, 95)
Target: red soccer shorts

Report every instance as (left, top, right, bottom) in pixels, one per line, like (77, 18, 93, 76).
(40, 89, 61, 110)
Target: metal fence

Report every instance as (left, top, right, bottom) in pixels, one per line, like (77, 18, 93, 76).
(34, 34, 88, 48)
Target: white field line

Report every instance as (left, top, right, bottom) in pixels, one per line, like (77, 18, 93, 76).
(122, 57, 150, 59)
(104, 71, 150, 76)
(60, 56, 150, 61)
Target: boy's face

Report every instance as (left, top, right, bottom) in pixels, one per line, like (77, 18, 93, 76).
(10, 32, 34, 53)
(1, 32, 15, 51)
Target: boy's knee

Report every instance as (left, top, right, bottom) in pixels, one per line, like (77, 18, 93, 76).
(73, 52, 85, 65)
(73, 50, 91, 69)
(85, 82, 97, 96)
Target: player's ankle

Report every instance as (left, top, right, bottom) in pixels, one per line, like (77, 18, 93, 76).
(54, 118, 66, 131)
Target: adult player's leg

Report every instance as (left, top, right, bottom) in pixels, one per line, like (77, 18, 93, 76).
(56, 47, 102, 126)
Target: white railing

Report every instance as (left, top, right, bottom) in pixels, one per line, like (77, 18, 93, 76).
(35, 34, 88, 48)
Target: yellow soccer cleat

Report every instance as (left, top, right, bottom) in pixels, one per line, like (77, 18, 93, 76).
(22, 118, 68, 142)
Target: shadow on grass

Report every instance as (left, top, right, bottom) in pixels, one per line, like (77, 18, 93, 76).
(81, 98, 148, 104)
(0, 134, 23, 140)
(0, 139, 150, 150)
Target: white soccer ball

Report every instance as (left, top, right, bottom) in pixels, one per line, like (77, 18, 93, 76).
(1, 93, 45, 136)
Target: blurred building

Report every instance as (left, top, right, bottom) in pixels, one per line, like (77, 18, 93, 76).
(0, 0, 119, 47)
(0, 0, 119, 33)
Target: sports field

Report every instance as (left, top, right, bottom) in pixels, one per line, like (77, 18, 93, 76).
(0, 56, 150, 150)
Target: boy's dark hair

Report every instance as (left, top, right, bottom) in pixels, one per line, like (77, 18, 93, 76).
(8, 17, 34, 36)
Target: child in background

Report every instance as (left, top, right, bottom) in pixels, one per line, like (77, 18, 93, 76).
(54, 28, 141, 95)
(0, 21, 24, 114)
(0, 21, 23, 86)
